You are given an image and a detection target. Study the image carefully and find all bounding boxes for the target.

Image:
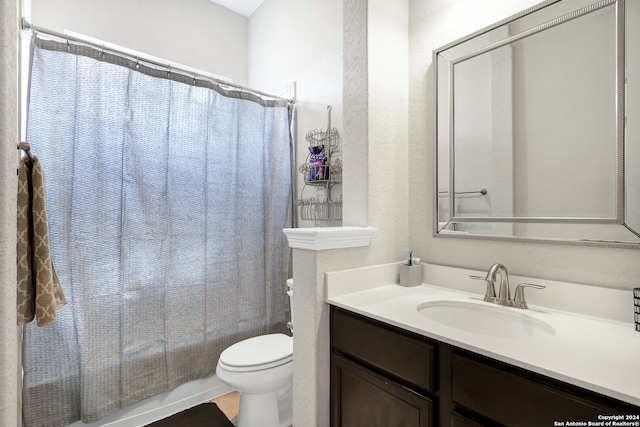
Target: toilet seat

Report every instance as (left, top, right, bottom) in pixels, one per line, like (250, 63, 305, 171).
(219, 333, 293, 372)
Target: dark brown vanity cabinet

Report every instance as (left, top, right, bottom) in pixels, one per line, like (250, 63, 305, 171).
(330, 306, 640, 427)
(331, 306, 435, 426)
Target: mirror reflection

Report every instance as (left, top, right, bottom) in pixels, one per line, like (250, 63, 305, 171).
(435, 0, 639, 246)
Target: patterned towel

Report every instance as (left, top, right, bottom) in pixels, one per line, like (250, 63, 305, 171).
(17, 156, 67, 326)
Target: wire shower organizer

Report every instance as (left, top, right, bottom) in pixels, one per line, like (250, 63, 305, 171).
(297, 105, 342, 221)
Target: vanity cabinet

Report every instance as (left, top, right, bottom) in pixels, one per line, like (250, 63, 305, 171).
(330, 306, 640, 427)
(331, 307, 435, 427)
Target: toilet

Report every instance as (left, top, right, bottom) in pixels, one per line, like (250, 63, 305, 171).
(216, 279, 294, 427)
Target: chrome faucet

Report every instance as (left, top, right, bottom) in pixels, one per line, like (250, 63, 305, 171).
(488, 263, 511, 306)
(469, 263, 545, 309)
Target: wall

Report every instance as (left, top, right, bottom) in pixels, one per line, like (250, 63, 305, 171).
(409, 0, 640, 289)
(248, 0, 344, 228)
(0, 0, 19, 425)
(30, 0, 249, 85)
(250, 0, 409, 260)
(365, 0, 410, 262)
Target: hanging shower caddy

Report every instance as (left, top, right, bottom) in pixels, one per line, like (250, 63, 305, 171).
(297, 105, 342, 221)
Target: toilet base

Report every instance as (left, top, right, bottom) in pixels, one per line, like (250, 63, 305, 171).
(237, 391, 278, 427)
(276, 382, 293, 427)
(236, 382, 292, 427)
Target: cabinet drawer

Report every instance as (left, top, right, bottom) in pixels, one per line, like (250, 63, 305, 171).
(331, 307, 435, 393)
(452, 353, 628, 426)
(332, 353, 433, 427)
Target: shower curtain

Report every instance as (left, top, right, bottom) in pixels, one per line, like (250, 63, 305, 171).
(22, 36, 292, 427)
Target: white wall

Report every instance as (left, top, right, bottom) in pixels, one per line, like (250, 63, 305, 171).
(250, 0, 410, 260)
(409, 0, 640, 289)
(30, 0, 249, 85)
(366, 0, 410, 262)
(248, 0, 344, 228)
(0, 0, 19, 425)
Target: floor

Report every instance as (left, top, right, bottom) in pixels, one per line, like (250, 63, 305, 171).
(212, 391, 240, 424)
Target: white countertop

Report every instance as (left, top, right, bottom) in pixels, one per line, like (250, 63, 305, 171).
(326, 263, 640, 407)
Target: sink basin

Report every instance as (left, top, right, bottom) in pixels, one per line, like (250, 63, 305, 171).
(417, 300, 556, 339)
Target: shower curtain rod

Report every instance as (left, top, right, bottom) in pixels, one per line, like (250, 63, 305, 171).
(21, 19, 294, 104)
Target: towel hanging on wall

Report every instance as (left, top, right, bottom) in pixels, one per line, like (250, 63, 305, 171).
(16, 154, 67, 326)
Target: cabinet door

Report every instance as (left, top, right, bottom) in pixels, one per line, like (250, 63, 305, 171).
(451, 410, 495, 427)
(331, 353, 433, 427)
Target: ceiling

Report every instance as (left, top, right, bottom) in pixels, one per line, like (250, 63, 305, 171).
(209, 0, 264, 17)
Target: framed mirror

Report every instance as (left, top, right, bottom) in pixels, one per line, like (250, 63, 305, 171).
(434, 0, 640, 248)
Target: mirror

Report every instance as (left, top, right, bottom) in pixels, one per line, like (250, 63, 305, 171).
(435, 0, 640, 247)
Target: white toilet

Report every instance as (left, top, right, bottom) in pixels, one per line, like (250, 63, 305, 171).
(216, 279, 294, 427)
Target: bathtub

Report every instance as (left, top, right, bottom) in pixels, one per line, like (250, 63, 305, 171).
(66, 375, 233, 427)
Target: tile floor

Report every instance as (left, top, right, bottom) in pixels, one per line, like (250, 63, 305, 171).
(212, 391, 240, 424)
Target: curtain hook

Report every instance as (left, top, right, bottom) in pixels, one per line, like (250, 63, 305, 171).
(135, 56, 139, 70)
(167, 65, 171, 78)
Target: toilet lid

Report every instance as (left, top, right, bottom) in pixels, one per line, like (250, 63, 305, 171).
(219, 333, 293, 370)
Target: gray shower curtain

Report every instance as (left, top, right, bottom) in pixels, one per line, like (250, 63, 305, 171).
(22, 36, 292, 427)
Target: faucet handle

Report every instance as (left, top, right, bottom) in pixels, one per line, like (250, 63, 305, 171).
(513, 283, 545, 309)
(469, 275, 497, 302)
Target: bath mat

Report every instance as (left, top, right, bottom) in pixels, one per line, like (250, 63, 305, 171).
(145, 402, 235, 427)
